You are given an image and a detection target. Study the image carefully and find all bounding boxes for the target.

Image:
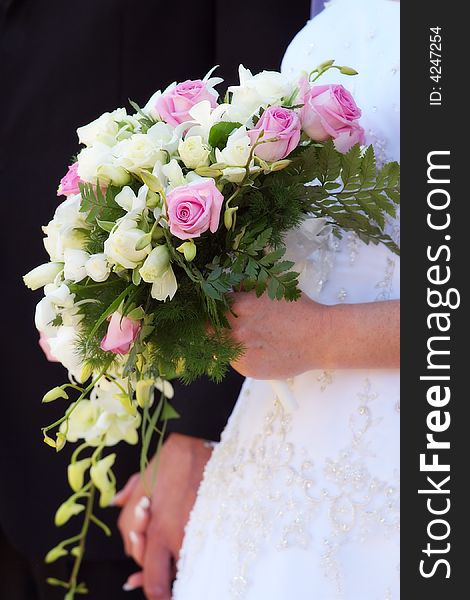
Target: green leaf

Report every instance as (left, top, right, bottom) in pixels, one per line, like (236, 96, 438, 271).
(208, 122, 242, 150)
(96, 219, 115, 233)
(161, 402, 180, 420)
(318, 139, 341, 184)
(79, 183, 125, 225)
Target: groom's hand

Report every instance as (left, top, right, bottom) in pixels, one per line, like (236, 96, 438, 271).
(114, 433, 213, 600)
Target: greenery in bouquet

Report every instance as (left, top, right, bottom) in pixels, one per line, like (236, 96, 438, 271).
(23, 61, 399, 598)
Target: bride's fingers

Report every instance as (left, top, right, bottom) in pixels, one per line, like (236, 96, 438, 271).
(129, 530, 146, 566)
(133, 496, 152, 531)
(123, 570, 144, 592)
(112, 473, 141, 507)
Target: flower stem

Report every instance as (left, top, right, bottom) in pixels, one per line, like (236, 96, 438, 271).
(67, 485, 95, 598)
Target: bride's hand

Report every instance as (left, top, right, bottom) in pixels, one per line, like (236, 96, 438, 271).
(228, 292, 400, 378)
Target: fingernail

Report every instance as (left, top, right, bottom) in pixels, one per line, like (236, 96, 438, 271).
(138, 495, 151, 510)
(129, 530, 139, 545)
(135, 496, 151, 519)
(123, 581, 136, 591)
(110, 492, 122, 506)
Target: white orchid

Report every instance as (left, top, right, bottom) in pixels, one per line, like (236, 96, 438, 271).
(114, 184, 148, 216)
(227, 65, 293, 123)
(185, 100, 232, 143)
(63, 378, 141, 447)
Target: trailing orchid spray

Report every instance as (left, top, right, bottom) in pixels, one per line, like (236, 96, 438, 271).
(24, 61, 400, 598)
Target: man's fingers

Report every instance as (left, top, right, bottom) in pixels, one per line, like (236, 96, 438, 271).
(123, 570, 144, 592)
(113, 473, 141, 507)
(143, 537, 172, 600)
(129, 530, 146, 567)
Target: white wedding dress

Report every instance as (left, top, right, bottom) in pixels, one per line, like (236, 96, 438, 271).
(173, 1, 400, 598)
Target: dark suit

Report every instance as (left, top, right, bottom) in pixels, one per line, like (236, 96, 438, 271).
(0, 0, 310, 598)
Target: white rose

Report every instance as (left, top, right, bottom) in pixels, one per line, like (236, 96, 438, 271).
(113, 133, 162, 173)
(76, 143, 113, 183)
(77, 108, 128, 147)
(85, 253, 110, 282)
(96, 163, 131, 186)
(23, 262, 63, 290)
(178, 135, 210, 169)
(104, 218, 151, 270)
(64, 249, 89, 282)
(139, 245, 171, 283)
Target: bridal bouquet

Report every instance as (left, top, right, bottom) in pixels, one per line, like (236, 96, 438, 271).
(24, 61, 399, 598)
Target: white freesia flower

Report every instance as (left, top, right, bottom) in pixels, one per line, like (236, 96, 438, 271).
(113, 133, 161, 173)
(151, 265, 178, 301)
(77, 108, 138, 147)
(104, 218, 151, 269)
(45, 282, 75, 308)
(64, 248, 89, 283)
(214, 126, 261, 183)
(43, 195, 89, 262)
(178, 135, 210, 169)
(227, 65, 293, 123)
(47, 326, 85, 380)
(138, 245, 177, 301)
(23, 262, 63, 290)
(139, 245, 171, 283)
(35, 297, 59, 338)
(85, 253, 110, 282)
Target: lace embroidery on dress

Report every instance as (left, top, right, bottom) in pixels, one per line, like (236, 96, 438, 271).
(176, 379, 399, 599)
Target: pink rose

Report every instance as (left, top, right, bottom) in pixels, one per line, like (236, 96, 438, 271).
(167, 179, 224, 240)
(39, 332, 59, 362)
(155, 80, 217, 127)
(248, 106, 301, 162)
(300, 83, 365, 153)
(57, 162, 81, 197)
(100, 312, 141, 355)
